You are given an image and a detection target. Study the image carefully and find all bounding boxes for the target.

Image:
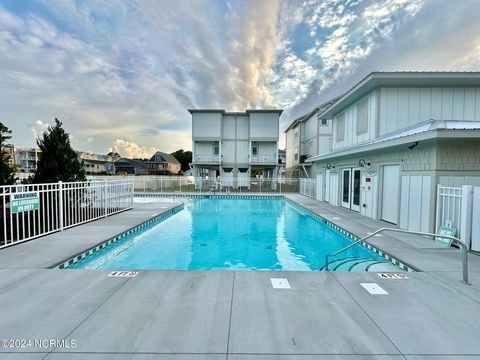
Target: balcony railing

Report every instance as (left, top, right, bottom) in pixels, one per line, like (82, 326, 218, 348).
(250, 154, 277, 163)
(194, 154, 220, 163)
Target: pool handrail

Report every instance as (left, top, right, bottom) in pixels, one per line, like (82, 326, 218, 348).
(324, 228, 470, 285)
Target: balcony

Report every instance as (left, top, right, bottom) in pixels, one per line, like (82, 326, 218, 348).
(194, 154, 220, 163)
(250, 154, 277, 164)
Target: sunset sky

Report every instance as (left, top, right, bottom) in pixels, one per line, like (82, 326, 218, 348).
(1, 0, 479, 158)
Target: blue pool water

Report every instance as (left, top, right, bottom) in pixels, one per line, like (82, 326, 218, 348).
(69, 198, 394, 271)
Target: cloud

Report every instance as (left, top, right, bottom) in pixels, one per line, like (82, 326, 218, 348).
(110, 139, 157, 159)
(0, 0, 479, 154)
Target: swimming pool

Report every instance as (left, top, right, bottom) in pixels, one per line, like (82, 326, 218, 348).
(68, 198, 401, 271)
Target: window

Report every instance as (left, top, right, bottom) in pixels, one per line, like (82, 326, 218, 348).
(356, 98, 368, 134)
(214, 146, 219, 155)
(252, 146, 258, 155)
(336, 112, 345, 142)
(294, 128, 298, 139)
(320, 119, 328, 126)
(294, 153, 298, 161)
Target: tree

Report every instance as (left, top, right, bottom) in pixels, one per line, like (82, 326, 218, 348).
(171, 149, 192, 172)
(0, 122, 16, 185)
(32, 118, 86, 183)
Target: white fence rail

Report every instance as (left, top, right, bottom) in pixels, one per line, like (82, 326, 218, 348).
(435, 185, 478, 250)
(0, 179, 134, 249)
(88, 176, 300, 194)
(299, 178, 317, 199)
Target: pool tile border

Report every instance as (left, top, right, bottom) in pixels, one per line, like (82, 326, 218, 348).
(55, 204, 185, 269)
(284, 198, 417, 273)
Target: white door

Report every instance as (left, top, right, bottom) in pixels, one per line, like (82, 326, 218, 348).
(381, 165, 400, 224)
(341, 168, 351, 209)
(341, 168, 361, 211)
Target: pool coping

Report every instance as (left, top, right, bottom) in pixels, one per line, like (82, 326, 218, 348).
(56, 195, 416, 272)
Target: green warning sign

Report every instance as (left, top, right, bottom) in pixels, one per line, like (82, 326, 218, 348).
(11, 191, 40, 214)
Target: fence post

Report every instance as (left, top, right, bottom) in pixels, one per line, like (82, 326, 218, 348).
(435, 184, 441, 233)
(460, 185, 473, 249)
(104, 179, 108, 218)
(143, 176, 146, 193)
(58, 181, 64, 231)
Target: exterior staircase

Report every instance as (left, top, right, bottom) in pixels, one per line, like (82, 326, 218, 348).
(320, 256, 401, 272)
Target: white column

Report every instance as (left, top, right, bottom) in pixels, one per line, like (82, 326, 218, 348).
(471, 187, 480, 251)
(460, 185, 473, 249)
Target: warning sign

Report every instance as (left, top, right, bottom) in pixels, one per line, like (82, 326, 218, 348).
(11, 192, 40, 214)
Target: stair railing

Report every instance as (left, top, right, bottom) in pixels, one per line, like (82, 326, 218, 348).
(324, 228, 470, 285)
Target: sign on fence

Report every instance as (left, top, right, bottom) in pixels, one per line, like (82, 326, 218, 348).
(11, 191, 40, 214)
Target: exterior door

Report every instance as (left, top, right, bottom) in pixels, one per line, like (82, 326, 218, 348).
(381, 165, 400, 224)
(341, 168, 351, 209)
(351, 169, 361, 212)
(341, 168, 361, 212)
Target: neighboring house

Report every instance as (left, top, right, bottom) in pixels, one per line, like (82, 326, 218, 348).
(302, 71, 480, 234)
(76, 151, 112, 175)
(189, 109, 282, 188)
(183, 168, 193, 176)
(13, 146, 41, 173)
(146, 151, 181, 175)
(114, 158, 148, 175)
(284, 96, 341, 178)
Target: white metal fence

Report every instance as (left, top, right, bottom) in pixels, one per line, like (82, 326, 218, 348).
(88, 175, 300, 194)
(299, 178, 317, 199)
(435, 185, 479, 250)
(0, 179, 134, 248)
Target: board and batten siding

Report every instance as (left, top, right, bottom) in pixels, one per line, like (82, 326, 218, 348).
(379, 87, 480, 135)
(400, 175, 432, 232)
(332, 91, 377, 150)
(192, 113, 222, 138)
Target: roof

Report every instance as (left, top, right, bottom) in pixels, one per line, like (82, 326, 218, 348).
(318, 71, 480, 119)
(115, 158, 147, 168)
(188, 109, 283, 115)
(76, 151, 110, 162)
(147, 151, 181, 165)
(284, 95, 343, 133)
(306, 119, 480, 162)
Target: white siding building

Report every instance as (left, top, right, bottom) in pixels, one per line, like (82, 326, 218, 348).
(284, 97, 340, 178)
(302, 72, 480, 233)
(189, 109, 282, 188)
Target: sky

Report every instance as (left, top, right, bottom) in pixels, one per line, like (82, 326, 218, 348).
(1, 0, 479, 158)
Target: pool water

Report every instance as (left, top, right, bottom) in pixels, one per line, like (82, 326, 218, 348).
(69, 198, 396, 271)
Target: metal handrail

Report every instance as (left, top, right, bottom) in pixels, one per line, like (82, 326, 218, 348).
(324, 227, 470, 285)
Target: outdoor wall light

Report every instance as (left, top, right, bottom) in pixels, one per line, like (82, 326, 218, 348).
(408, 141, 419, 150)
(359, 159, 372, 167)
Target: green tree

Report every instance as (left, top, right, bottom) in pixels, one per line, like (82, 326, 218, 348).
(171, 149, 192, 172)
(0, 122, 16, 185)
(32, 118, 86, 183)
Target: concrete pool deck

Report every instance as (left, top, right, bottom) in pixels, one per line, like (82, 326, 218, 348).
(1, 196, 480, 359)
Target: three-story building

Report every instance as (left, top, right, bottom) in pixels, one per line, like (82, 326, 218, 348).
(189, 109, 282, 189)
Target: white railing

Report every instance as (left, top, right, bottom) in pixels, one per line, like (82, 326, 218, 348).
(251, 154, 277, 163)
(89, 175, 300, 194)
(194, 154, 220, 163)
(299, 178, 317, 199)
(435, 185, 477, 249)
(0, 179, 134, 249)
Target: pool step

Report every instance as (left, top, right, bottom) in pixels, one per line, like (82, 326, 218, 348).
(321, 256, 401, 272)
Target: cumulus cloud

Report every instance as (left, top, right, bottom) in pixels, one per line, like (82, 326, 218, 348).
(110, 139, 158, 159)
